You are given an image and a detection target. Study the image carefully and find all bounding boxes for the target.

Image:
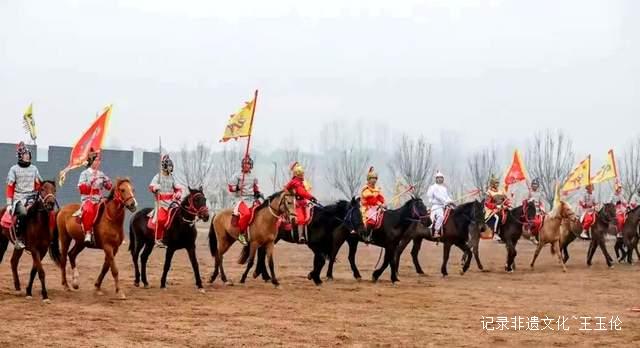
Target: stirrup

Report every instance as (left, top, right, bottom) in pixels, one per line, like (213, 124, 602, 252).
(237, 234, 248, 246)
(155, 240, 167, 248)
(14, 239, 26, 250)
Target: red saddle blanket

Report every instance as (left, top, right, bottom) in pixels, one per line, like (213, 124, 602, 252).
(147, 206, 179, 231)
(1, 210, 12, 229)
(364, 206, 384, 230)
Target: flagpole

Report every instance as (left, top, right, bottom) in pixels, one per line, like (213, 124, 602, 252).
(155, 136, 162, 242)
(240, 89, 259, 191)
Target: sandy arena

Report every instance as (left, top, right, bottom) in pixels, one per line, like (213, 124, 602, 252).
(1, 230, 639, 347)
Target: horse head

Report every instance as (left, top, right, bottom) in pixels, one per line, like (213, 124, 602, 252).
(39, 180, 57, 211)
(471, 199, 487, 232)
(558, 201, 578, 221)
(599, 203, 617, 224)
(185, 186, 210, 221)
(278, 189, 297, 223)
(346, 197, 366, 235)
(111, 178, 137, 212)
(405, 196, 429, 224)
(522, 199, 537, 223)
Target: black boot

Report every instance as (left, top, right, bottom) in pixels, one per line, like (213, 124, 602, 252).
(14, 219, 26, 251)
(298, 226, 306, 243)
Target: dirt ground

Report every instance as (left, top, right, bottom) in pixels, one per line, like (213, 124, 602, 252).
(1, 230, 639, 347)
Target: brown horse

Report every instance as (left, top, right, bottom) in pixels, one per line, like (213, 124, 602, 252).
(0, 181, 57, 302)
(49, 178, 137, 299)
(208, 190, 296, 288)
(529, 201, 577, 272)
(586, 203, 617, 268)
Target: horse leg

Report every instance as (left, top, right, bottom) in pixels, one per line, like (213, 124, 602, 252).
(394, 236, 412, 277)
(554, 241, 567, 272)
(68, 241, 85, 290)
(456, 241, 473, 274)
(347, 238, 362, 280)
(187, 246, 204, 290)
(253, 246, 268, 280)
(310, 250, 325, 285)
(29, 251, 49, 301)
(59, 234, 71, 291)
(140, 240, 154, 288)
(94, 258, 110, 295)
(372, 248, 391, 282)
(597, 235, 614, 268)
(504, 240, 516, 273)
(217, 237, 233, 285)
(614, 238, 624, 262)
(410, 238, 426, 275)
(10, 248, 24, 293)
(160, 247, 176, 289)
(26, 266, 37, 299)
(587, 239, 597, 267)
(441, 242, 452, 277)
(265, 242, 280, 288)
(470, 228, 484, 271)
(240, 243, 257, 284)
(106, 246, 125, 299)
(530, 241, 544, 270)
(326, 232, 348, 281)
(389, 246, 400, 284)
(131, 234, 143, 287)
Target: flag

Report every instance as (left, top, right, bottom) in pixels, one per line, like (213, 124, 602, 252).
(22, 103, 37, 142)
(561, 155, 591, 195)
(503, 149, 528, 191)
(220, 95, 256, 142)
(58, 105, 113, 185)
(591, 149, 618, 184)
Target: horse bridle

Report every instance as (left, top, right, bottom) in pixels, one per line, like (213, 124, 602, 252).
(37, 184, 58, 211)
(267, 192, 295, 222)
(407, 200, 429, 223)
(507, 200, 533, 225)
(181, 192, 208, 223)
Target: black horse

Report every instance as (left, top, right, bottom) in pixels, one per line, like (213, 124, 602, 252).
(396, 200, 486, 277)
(492, 200, 537, 272)
(326, 197, 429, 285)
(129, 187, 210, 290)
(587, 203, 616, 268)
(619, 206, 640, 264)
(253, 197, 366, 286)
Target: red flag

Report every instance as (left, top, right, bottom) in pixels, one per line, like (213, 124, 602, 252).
(504, 150, 528, 191)
(58, 105, 112, 185)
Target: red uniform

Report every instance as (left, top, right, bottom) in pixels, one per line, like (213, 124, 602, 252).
(285, 176, 313, 225)
(361, 185, 385, 228)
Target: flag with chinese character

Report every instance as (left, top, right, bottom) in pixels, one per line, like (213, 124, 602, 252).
(220, 95, 256, 142)
(58, 105, 112, 185)
(591, 149, 618, 184)
(561, 155, 591, 195)
(503, 149, 528, 192)
(22, 103, 37, 142)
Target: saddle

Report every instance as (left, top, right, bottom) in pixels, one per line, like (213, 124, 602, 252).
(146, 205, 180, 231)
(530, 214, 545, 236)
(73, 200, 107, 227)
(364, 206, 384, 230)
(1, 201, 35, 229)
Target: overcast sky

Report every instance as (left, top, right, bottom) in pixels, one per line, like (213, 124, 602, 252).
(1, 0, 638, 157)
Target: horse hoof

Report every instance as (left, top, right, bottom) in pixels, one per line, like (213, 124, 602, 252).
(608, 265, 615, 269)
(95, 290, 104, 296)
(355, 277, 362, 282)
(64, 286, 71, 292)
(117, 292, 127, 300)
(72, 284, 79, 290)
(134, 282, 140, 288)
(307, 273, 313, 280)
(224, 281, 234, 287)
(326, 277, 334, 282)
(274, 284, 281, 289)
(25, 295, 32, 300)
(13, 290, 22, 296)
(143, 284, 150, 289)
(42, 299, 52, 305)
(197, 288, 206, 294)
(391, 282, 398, 288)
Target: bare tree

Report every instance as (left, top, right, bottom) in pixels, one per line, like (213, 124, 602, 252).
(467, 147, 498, 197)
(174, 142, 216, 189)
(325, 146, 370, 199)
(620, 137, 640, 201)
(525, 129, 575, 207)
(208, 146, 242, 209)
(387, 134, 434, 198)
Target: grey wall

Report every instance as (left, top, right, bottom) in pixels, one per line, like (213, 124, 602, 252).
(1, 143, 159, 210)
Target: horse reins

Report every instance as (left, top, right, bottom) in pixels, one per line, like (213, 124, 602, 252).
(180, 192, 208, 224)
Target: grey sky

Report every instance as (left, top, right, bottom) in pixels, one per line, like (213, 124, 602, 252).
(1, 0, 638, 157)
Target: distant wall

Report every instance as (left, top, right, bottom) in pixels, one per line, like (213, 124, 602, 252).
(0, 143, 159, 210)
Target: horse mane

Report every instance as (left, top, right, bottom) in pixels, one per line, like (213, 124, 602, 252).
(548, 201, 565, 219)
(41, 180, 56, 187)
(452, 201, 474, 218)
(107, 177, 132, 200)
(321, 200, 348, 215)
(254, 191, 284, 212)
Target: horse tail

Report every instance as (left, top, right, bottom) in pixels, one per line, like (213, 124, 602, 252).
(49, 220, 62, 266)
(238, 245, 250, 265)
(208, 218, 218, 258)
(128, 212, 137, 253)
(0, 233, 8, 264)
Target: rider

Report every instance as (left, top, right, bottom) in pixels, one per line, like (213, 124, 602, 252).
(485, 176, 510, 236)
(78, 149, 113, 245)
(610, 183, 627, 238)
(228, 155, 261, 246)
(578, 184, 597, 239)
(360, 167, 385, 242)
(5, 141, 42, 250)
(527, 178, 546, 237)
(284, 162, 317, 243)
(149, 154, 183, 248)
(426, 171, 454, 238)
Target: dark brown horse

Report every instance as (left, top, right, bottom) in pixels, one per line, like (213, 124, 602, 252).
(620, 206, 640, 264)
(586, 203, 617, 268)
(208, 190, 296, 288)
(50, 178, 137, 299)
(0, 181, 57, 302)
(496, 201, 537, 272)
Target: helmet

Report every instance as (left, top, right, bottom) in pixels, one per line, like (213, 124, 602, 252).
(86, 148, 99, 167)
(367, 167, 378, 180)
(434, 171, 445, 179)
(531, 178, 540, 186)
(586, 184, 594, 192)
(161, 154, 174, 173)
(489, 175, 500, 186)
(241, 155, 254, 172)
(615, 182, 623, 192)
(16, 141, 31, 161)
(290, 161, 304, 177)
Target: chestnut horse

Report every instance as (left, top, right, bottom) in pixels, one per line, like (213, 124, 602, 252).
(208, 190, 296, 288)
(529, 201, 577, 272)
(0, 181, 57, 302)
(50, 178, 137, 299)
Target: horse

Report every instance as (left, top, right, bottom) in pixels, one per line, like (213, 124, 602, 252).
(396, 200, 486, 277)
(129, 187, 210, 290)
(560, 211, 583, 264)
(208, 190, 296, 288)
(495, 200, 537, 272)
(619, 206, 640, 264)
(319, 197, 429, 285)
(529, 201, 577, 272)
(586, 203, 617, 268)
(0, 181, 57, 302)
(49, 178, 137, 299)
(253, 198, 366, 286)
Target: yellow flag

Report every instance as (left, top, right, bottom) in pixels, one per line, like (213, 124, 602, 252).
(591, 149, 618, 184)
(22, 103, 37, 142)
(561, 155, 591, 194)
(220, 96, 256, 142)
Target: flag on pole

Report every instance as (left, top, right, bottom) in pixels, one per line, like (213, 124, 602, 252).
(220, 95, 256, 142)
(22, 103, 37, 143)
(503, 149, 528, 192)
(58, 105, 113, 185)
(561, 155, 591, 195)
(591, 149, 618, 184)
